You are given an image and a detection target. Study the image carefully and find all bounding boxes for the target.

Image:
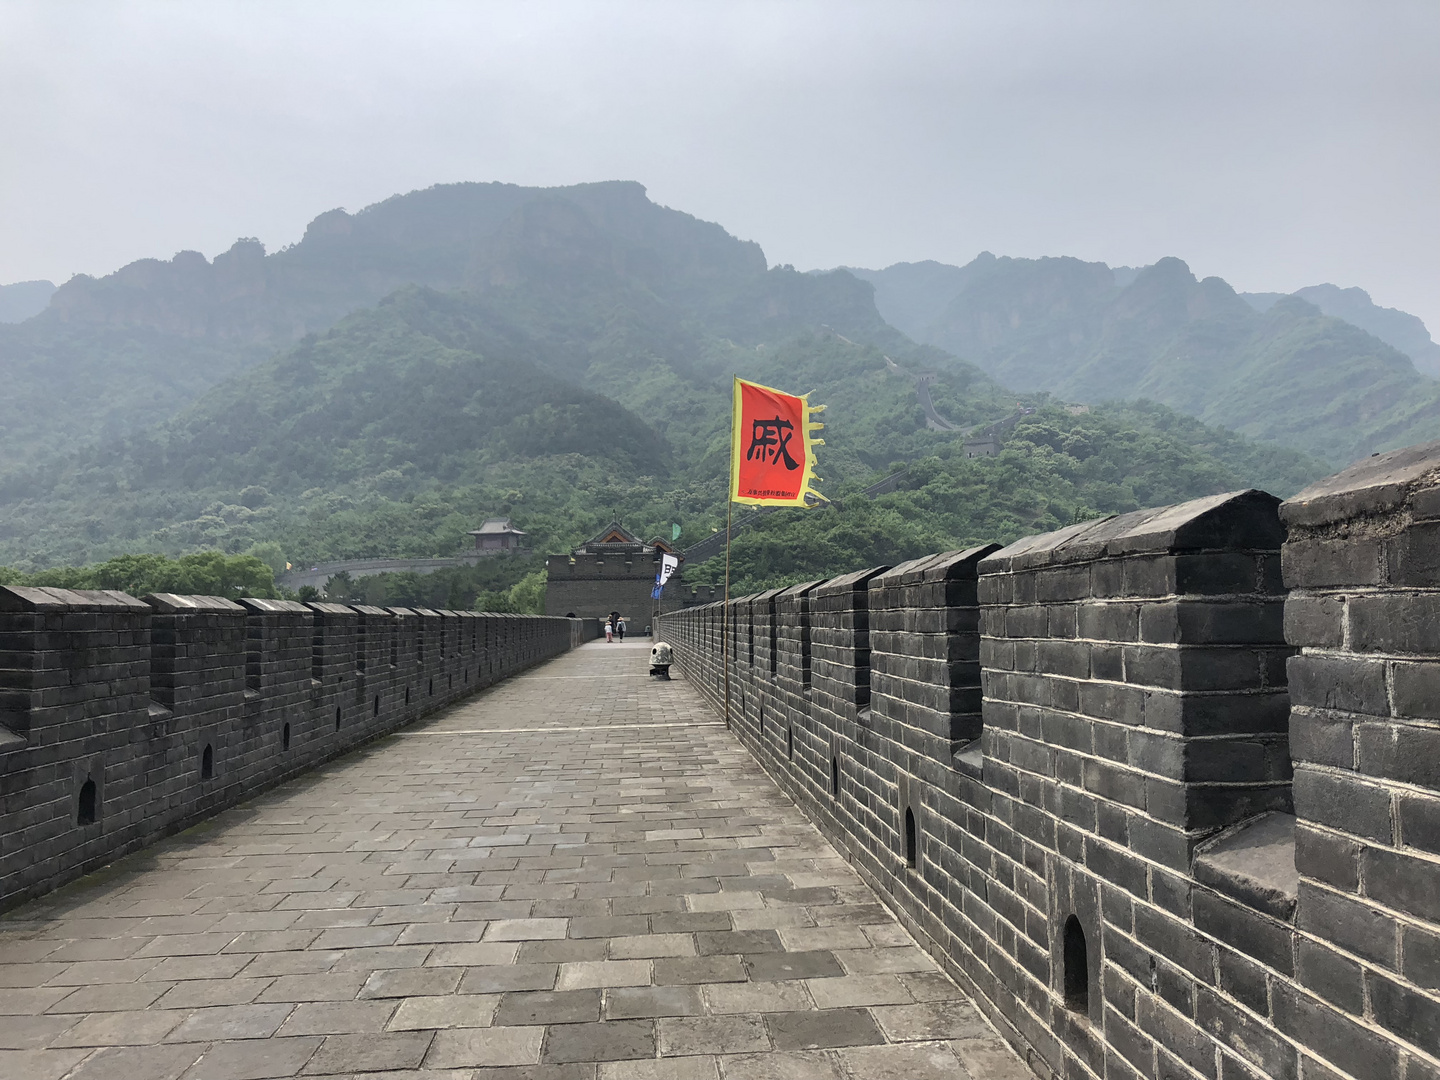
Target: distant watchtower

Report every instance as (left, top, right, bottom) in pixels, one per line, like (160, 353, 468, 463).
(544, 522, 681, 623)
(468, 517, 527, 555)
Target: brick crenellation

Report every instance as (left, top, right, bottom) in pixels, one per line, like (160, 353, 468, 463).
(657, 440, 1440, 1080)
(0, 594, 593, 912)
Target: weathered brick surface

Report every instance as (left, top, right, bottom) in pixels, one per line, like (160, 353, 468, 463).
(0, 590, 592, 910)
(657, 454, 1440, 1080)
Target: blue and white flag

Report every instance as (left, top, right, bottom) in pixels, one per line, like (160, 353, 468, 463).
(652, 553, 679, 599)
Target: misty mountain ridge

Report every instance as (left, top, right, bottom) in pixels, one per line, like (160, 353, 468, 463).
(0, 181, 1325, 581)
(1240, 283, 1440, 377)
(852, 254, 1440, 464)
(0, 280, 56, 323)
(0, 181, 886, 470)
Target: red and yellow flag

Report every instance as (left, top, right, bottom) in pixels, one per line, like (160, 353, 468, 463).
(729, 377, 825, 507)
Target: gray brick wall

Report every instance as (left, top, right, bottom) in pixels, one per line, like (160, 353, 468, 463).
(656, 444, 1440, 1080)
(0, 592, 593, 911)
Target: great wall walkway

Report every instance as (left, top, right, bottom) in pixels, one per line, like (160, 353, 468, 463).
(0, 639, 1029, 1080)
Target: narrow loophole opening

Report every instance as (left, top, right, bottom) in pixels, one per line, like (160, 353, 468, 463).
(282, 722, 291, 751)
(428, 678, 434, 696)
(786, 727, 794, 761)
(334, 706, 342, 731)
(831, 757, 840, 797)
(405, 686, 410, 705)
(201, 744, 214, 780)
(1063, 915, 1089, 1013)
(373, 694, 380, 717)
(904, 807, 918, 869)
(77, 777, 97, 825)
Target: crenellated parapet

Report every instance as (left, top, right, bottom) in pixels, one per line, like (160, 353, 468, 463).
(657, 439, 1440, 1080)
(0, 596, 592, 911)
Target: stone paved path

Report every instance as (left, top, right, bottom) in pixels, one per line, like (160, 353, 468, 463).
(0, 640, 1031, 1080)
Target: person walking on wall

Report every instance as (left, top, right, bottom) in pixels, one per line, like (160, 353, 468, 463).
(605, 619, 614, 643)
(617, 616, 626, 642)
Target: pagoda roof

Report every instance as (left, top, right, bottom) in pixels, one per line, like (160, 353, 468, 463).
(469, 517, 526, 537)
(586, 521, 641, 546)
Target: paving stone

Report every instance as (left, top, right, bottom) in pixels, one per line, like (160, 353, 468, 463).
(805, 975, 911, 1009)
(519, 939, 609, 964)
(745, 952, 844, 982)
(952, 1038, 1035, 1079)
(871, 1000, 989, 1041)
(166, 1003, 295, 1041)
(697, 931, 782, 956)
(896, 971, 965, 1002)
(731, 910, 816, 931)
(240, 952, 343, 978)
(599, 1057, 719, 1079)
(653, 956, 747, 985)
(142, 955, 253, 982)
(485, 919, 570, 942)
(425, 1025, 545, 1068)
(460, 964, 559, 994)
(686, 892, 766, 912)
(494, 989, 602, 1026)
(428, 942, 522, 967)
(0, 987, 76, 1015)
(650, 913, 732, 934)
(47, 982, 171, 1013)
(833, 947, 935, 975)
(155, 978, 274, 1009)
(183, 1036, 322, 1079)
(330, 944, 433, 970)
(704, 980, 814, 1015)
(765, 1008, 884, 1051)
(64, 1043, 205, 1080)
(554, 960, 651, 990)
(716, 1049, 844, 1080)
(569, 917, 649, 939)
(776, 928, 870, 952)
(658, 1013, 771, 1056)
(276, 1000, 396, 1035)
(395, 922, 487, 945)
(542, 1019, 656, 1063)
(51, 1008, 186, 1046)
(609, 933, 696, 959)
(257, 972, 368, 1003)
(309, 926, 403, 950)
(387, 994, 500, 1030)
(836, 1042, 966, 1079)
(358, 966, 464, 998)
(0, 1047, 91, 1080)
(861, 924, 914, 949)
(0, 1014, 76, 1050)
(300, 1030, 433, 1073)
(604, 985, 706, 1019)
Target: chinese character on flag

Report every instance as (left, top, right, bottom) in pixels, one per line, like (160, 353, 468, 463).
(729, 377, 825, 507)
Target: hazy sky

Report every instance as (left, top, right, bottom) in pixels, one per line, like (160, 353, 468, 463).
(4, 1, 1438, 327)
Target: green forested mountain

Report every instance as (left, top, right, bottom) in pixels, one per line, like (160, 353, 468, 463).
(0, 181, 778, 467)
(1242, 284, 1440, 378)
(2, 182, 1331, 592)
(852, 255, 1440, 465)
